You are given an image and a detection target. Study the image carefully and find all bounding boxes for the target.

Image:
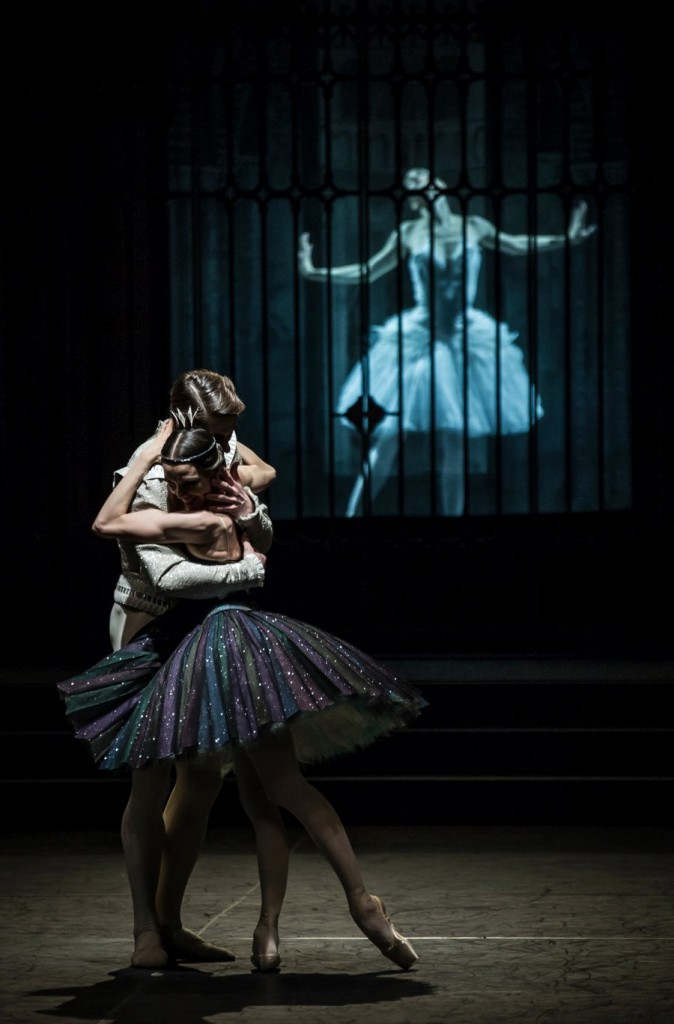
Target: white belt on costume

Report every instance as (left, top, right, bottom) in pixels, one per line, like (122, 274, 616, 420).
(113, 577, 173, 615)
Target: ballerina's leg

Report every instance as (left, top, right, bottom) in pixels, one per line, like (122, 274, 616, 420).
(244, 729, 418, 967)
(233, 748, 290, 968)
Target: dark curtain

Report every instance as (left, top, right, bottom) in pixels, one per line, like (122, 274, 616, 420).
(1, 1, 673, 665)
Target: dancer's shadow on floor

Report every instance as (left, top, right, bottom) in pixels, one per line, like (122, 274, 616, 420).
(30, 964, 434, 1023)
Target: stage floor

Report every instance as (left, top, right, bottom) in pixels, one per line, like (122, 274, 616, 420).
(1, 823, 673, 1024)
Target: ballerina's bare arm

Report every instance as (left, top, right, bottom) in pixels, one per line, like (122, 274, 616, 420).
(92, 420, 230, 547)
(474, 201, 597, 255)
(298, 229, 403, 284)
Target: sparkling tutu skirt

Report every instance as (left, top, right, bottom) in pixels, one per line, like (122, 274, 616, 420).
(58, 599, 428, 771)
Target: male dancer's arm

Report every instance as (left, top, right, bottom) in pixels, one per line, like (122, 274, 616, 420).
(234, 441, 276, 491)
(99, 423, 272, 599)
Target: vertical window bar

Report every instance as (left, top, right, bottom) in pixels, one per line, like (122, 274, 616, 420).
(356, 7, 373, 515)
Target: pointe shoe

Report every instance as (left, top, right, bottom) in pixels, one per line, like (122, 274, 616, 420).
(251, 926, 281, 972)
(251, 950, 282, 972)
(162, 926, 236, 963)
(368, 895, 419, 971)
(131, 926, 170, 970)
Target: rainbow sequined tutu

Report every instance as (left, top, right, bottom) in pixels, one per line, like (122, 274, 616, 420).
(58, 600, 428, 771)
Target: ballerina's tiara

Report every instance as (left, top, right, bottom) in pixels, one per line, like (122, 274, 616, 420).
(170, 405, 201, 428)
(164, 406, 218, 465)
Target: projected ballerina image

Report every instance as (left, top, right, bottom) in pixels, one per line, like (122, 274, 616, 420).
(298, 167, 596, 516)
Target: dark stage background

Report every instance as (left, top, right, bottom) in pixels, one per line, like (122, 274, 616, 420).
(1, 0, 673, 672)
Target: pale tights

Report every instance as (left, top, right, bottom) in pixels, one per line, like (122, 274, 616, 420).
(123, 731, 397, 956)
(236, 730, 398, 949)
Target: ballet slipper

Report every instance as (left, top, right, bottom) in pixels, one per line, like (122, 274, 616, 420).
(161, 926, 236, 963)
(131, 926, 169, 970)
(251, 949, 282, 972)
(251, 922, 281, 972)
(353, 894, 419, 971)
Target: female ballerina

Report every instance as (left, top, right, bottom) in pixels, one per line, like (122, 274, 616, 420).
(298, 167, 597, 516)
(73, 415, 282, 970)
(59, 423, 427, 972)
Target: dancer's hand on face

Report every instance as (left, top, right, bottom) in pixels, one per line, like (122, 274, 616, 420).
(206, 465, 255, 518)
